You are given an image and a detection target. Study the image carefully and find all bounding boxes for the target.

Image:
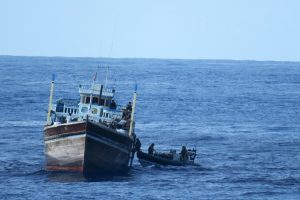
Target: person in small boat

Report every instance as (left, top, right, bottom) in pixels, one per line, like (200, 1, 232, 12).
(180, 146, 189, 161)
(110, 99, 117, 109)
(148, 143, 156, 155)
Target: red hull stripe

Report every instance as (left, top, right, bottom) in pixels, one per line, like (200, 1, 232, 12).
(46, 165, 83, 172)
(44, 131, 86, 141)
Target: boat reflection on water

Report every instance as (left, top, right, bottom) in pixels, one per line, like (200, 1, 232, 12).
(44, 170, 133, 183)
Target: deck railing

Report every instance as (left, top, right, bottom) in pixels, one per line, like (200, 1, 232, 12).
(79, 84, 114, 97)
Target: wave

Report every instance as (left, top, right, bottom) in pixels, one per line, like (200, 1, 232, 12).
(0, 120, 45, 128)
(0, 160, 43, 177)
(230, 176, 300, 187)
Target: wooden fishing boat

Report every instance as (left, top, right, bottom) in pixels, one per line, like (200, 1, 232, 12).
(136, 148, 197, 167)
(44, 74, 138, 176)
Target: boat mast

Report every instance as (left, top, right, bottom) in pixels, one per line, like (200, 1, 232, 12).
(46, 74, 55, 125)
(129, 84, 137, 137)
(89, 72, 97, 112)
(104, 66, 109, 88)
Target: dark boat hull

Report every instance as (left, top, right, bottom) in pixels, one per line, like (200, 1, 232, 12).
(84, 121, 133, 175)
(44, 120, 134, 175)
(137, 151, 191, 167)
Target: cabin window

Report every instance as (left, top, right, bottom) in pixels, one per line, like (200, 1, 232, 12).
(105, 100, 111, 107)
(71, 108, 73, 113)
(56, 102, 64, 112)
(104, 113, 111, 118)
(85, 97, 90, 104)
(99, 108, 103, 116)
(92, 97, 98, 104)
(74, 109, 77, 114)
(81, 107, 88, 113)
(64, 108, 67, 113)
(99, 99, 105, 106)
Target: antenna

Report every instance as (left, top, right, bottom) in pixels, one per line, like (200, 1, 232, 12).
(104, 66, 109, 88)
(97, 65, 100, 83)
(89, 72, 97, 111)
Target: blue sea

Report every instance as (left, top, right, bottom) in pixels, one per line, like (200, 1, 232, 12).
(0, 56, 299, 199)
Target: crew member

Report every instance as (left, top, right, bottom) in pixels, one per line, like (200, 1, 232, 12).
(126, 102, 132, 111)
(134, 138, 141, 152)
(110, 99, 117, 109)
(148, 143, 155, 155)
(180, 146, 189, 161)
(66, 112, 72, 123)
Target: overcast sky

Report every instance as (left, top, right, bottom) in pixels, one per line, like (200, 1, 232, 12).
(0, 0, 299, 61)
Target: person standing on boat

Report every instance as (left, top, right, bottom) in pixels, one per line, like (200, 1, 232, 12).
(126, 102, 132, 111)
(135, 138, 141, 152)
(66, 112, 72, 123)
(110, 99, 117, 109)
(148, 143, 156, 155)
(180, 146, 189, 161)
(122, 108, 131, 119)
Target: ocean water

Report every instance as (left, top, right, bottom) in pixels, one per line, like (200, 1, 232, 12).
(0, 56, 300, 199)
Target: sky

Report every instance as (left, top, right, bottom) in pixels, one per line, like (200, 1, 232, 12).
(0, 0, 299, 61)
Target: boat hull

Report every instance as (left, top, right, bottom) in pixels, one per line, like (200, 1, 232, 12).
(44, 121, 134, 175)
(137, 151, 194, 167)
(84, 121, 133, 175)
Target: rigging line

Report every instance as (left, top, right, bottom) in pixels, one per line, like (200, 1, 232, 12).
(97, 64, 100, 83)
(104, 66, 109, 88)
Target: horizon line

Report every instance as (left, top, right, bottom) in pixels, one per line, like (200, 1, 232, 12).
(0, 54, 299, 63)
